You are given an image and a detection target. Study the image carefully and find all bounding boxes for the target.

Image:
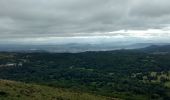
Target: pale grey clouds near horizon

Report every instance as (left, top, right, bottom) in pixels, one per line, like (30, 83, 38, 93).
(0, 0, 170, 44)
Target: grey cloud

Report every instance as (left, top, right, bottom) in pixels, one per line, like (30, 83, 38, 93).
(129, 0, 170, 18)
(0, 0, 170, 39)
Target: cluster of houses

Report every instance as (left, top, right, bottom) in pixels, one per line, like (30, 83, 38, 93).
(0, 62, 23, 68)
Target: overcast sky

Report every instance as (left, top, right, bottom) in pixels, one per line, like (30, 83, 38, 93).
(0, 0, 170, 44)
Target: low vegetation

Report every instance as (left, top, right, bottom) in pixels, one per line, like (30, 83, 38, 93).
(0, 79, 112, 100)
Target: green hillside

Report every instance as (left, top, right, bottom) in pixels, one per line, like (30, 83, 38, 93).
(0, 49, 170, 100)
(0, 80, 114, 100)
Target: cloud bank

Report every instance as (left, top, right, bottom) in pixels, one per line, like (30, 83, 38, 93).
(0, 0, 170, 44)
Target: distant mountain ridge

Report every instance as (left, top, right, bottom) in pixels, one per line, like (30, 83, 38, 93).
(0, 43, 170, 53)
(139, 44, 170, 53)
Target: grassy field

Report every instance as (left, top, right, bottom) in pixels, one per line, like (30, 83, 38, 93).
(0, 79, 116, 100)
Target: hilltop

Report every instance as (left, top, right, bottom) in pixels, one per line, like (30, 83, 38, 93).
(0, 79, 113, 100)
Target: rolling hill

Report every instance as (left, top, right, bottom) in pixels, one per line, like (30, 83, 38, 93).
(0, 45, 170, 100)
